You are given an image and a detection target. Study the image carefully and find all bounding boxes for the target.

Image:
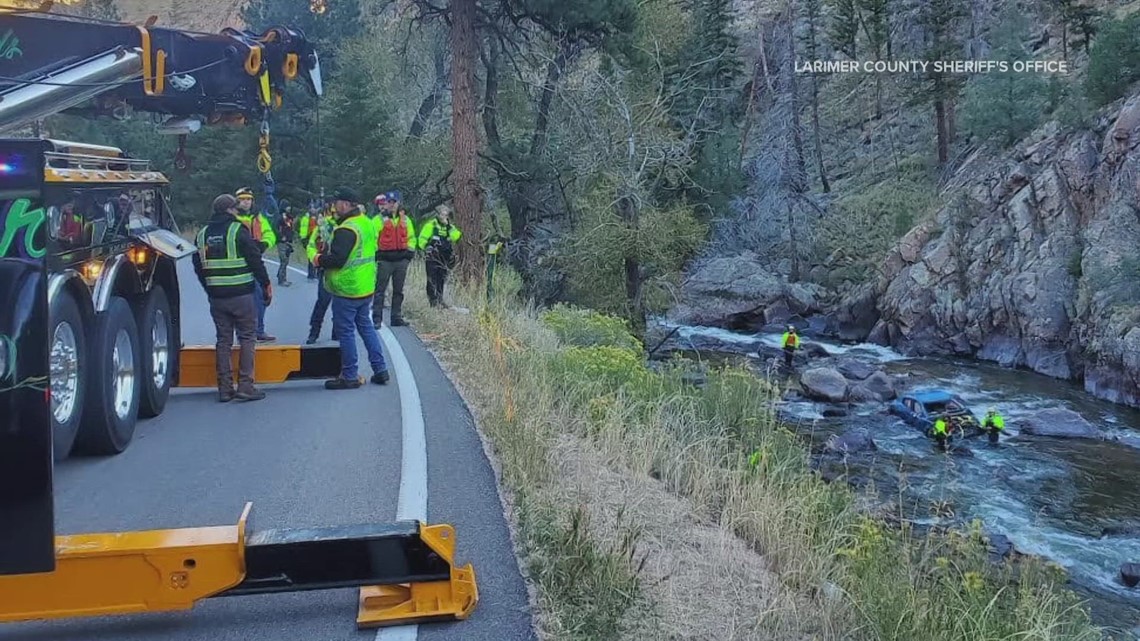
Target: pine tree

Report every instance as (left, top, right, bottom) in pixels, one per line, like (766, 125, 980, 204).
(960, 10, 1047, 147)
(826, 0, 860, 58)
(914, 0, 965, 165)
(858, 0, 890, 60)
(802, 0, 830, 192)
(1069, 4, 1102, 54)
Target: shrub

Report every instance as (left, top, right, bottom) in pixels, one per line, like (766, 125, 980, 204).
(541, 305, 643, 351)
(817, 177, 937, 283)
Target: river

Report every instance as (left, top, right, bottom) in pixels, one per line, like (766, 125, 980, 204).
(654, 323, 1140, 637)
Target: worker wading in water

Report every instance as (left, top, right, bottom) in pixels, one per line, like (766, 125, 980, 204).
(932, 417, 950, 451)
(983, 408, 1005, 444)
(781, 325, 800, 369)
(312, 187, 390, 389)
(192, 194, 271, 403)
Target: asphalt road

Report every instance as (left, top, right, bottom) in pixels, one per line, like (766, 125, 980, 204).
(0, 258, 536, 641)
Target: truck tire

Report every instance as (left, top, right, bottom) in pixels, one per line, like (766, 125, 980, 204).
(76, 296, 141, 456)
(49, 291, 86, 461)
(136, 285, 172, 418)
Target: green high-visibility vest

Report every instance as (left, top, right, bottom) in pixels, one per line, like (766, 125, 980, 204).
(324, 214, 377, 298)
(196, 222, 254, 288)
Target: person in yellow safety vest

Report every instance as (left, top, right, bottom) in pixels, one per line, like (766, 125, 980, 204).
(191, 194, 271, 403)
(372, 192, 416, 327)
(298, 205, 316, 279)
(305, 205, 339, 344)
(932, 417, 950, 451)
(781, 325, 800, 369)
(234, 187, 277, 342)
(417, 204, 462, 307)
(983, 408, 1005, 445)
(233, 187, 277, 252)
(312, 187, 389, 389)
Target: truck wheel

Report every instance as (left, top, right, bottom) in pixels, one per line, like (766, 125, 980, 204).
(76, 297, 141, 456)
(136, 285, 172, 418)
(49, 291, 86, 461)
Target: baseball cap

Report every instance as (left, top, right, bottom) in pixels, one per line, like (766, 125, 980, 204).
(333, 186, 359, 203)
(213, 194, 238, 213)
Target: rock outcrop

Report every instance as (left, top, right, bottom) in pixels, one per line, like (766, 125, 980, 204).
(1018, 408, 1103, 440)
(669, 252, 829, 328)
(834, 92, 1140, 409)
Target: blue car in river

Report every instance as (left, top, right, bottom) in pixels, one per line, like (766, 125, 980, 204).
(890, 389, 985, 439)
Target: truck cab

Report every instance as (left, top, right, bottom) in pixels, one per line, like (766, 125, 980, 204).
(1, 137, 195, 461)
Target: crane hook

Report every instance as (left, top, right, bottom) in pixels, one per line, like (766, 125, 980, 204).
(174, 134, 191, 172)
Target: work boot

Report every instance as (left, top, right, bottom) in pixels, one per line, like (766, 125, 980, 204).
(371, 371, 390, 385)
(257, 333, 277, 342)
(390, 317, 407, 327)
(325, 376, 363, 390)
(235, 384, 266, 401)
(218, 387, 236, 403)
(306, 327, 320, 344)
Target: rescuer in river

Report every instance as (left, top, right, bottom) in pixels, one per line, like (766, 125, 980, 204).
(781, 325, 800, 369)
(983, 408, 1005, 444)
(192, 194, 271, 403)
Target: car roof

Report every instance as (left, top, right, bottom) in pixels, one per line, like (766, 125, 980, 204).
(910, 389, 954, 404)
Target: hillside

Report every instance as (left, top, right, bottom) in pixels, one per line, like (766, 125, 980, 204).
(114, 0, 244, 31)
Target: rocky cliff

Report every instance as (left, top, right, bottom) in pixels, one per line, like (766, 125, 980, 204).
(834, 91, 1140, 408)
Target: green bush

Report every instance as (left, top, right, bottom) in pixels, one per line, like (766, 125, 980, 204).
(558, 180, 706, 318)
(541, 305, 643, 351)
(1086, 13, 1140, 106)
(548, 345, 650, 396)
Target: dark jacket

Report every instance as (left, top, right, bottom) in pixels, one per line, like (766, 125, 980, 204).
(192, 212, 271, 298)
(316, 212, 365, 270)
(277, 214, 295, 244)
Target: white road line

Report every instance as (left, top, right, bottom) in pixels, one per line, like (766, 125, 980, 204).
(269, 259, 425, 641)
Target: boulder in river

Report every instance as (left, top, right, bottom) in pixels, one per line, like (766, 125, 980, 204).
(825, 429, 877, 454)
(986, 533, 1016, 562)
(1019, 408, 1103, 440)
(863, 371, 897, 401)
(800, 368, 849, 402)
(1121, 563, 1140, 588)
(837, 359, 877, 381)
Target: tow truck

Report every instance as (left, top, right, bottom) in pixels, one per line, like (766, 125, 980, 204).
(0, 6, 478, 631)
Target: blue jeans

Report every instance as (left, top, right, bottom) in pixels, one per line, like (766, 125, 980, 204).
(331, 295, 388, 380)
(252, 282, 266, 335)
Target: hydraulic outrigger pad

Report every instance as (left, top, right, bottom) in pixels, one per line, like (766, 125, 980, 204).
(0, 503, 478, 628)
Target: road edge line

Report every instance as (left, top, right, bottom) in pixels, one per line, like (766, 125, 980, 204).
(270, 260, 424, 641)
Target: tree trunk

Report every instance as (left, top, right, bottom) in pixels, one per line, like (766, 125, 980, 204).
(407, 42, 449, 140)
(482, 37, 501, 149)
(811, 74, 830, 193)
(529, 41, 573, 157)
(616, 192, 644, 334)
(934, 96, 949, 165)
(449, 0, 483, 284)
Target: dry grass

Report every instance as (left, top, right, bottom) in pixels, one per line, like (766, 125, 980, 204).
(401, 264, 1103, 641)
